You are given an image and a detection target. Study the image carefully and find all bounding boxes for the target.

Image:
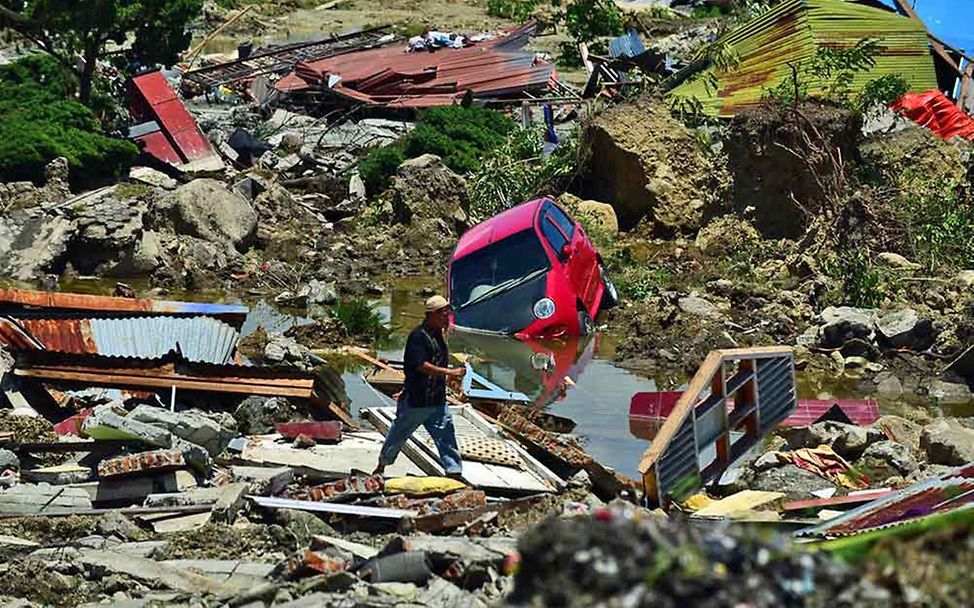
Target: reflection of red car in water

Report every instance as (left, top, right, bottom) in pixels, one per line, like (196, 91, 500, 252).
(449, 330, 598, 409)
(447, 198, 617, 339)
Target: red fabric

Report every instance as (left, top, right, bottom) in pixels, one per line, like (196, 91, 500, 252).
(891, 89, 974, 141)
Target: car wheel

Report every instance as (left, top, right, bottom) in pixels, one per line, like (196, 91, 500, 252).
(600, 265, 619, 309)
(577, 309, 594, 336)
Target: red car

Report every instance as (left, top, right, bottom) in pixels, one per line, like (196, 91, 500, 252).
(447, 197, 617, 339)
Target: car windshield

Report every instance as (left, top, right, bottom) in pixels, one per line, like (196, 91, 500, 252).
(451, 229, 551, 309)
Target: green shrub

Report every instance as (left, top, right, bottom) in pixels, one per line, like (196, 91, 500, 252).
(468, 126, 583, 221)
(359, 145, 406, 196)
(0, 55, 135, 187)
(895, 178, 974, 272)
(357, 106, 515, 197)
(820, 251, 894, 308)
(329, 299, 391, 343)
(487, 0, 539, 21)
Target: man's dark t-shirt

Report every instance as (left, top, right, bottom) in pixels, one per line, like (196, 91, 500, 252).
(401, 323, 448, 408)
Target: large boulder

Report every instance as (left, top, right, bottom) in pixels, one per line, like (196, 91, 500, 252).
(874, 309, 933, 350)
(389, 154, 469, 235)
(920, 419, 974, 466)
(857, 440, 917, 482)
(155, 178, 258, 252)
(746, 463, 836, 500)
(817, 306, 878, 349)
(580, 95, 723, 233)
(694, 216, 762, 257)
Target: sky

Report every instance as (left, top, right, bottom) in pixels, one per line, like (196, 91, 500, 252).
(879, 0, 974, 53)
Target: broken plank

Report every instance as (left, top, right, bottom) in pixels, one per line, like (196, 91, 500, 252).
(248, 495, 417, 519)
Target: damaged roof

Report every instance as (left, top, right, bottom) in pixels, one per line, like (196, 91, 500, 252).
(0, 289, 249, 328)
(13, 316, 240, 365)
(798, 463, 974, 538)
(667, 0, 939, 117)
(275, 22, 558, 108)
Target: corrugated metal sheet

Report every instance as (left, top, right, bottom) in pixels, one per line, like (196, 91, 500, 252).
(798, 463, 974, 538)
(0, 289, 249, 328)
(129, 71, 217, 164)
(16, 317, 239, 365)
(276, 22, 557, 107)
(0, 316, 44, 351)
(668, 0, 938, 116)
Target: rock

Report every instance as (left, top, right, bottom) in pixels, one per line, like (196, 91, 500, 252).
(128, 406, 236, 457)
(906, 463, 954, 485)
(97, 511, 143, 540)
(751, 452, 781, 472)
(874, 372, 904, 398)
(0, 211, 76, 281)
(782, 420, 885, 459)
(955, 269, 974, 288)
(874, 309, 933, 350)
(0, 448, 19, 472)
(389, 154, 469, 235)
(574, 199, 620, 235)
(694, 216, 761, 257)
(581, 95, 722, 232)
(817, 306, 877, 349)
(306, 279, 338, 306)
(157, 179, 258, 252)
(920, 419, 974, 465)
(747, 463, 836, 500)
(677, 295, 721, 319)
(234, 397, 300, 435)
(871, 415, 922, 455)
(923, 379, 973, 402)
(876, 252, 920, 270)
(858, 441, 917, 481)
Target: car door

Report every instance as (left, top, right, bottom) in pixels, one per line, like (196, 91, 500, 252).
(541, 202, 598, 309)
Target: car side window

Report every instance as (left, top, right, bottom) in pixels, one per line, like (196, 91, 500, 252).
(539, 205, 569, 257)
(547, 204, 576, 239)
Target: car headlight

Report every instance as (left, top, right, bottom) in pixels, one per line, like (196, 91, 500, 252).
(533, 298, 556, 319)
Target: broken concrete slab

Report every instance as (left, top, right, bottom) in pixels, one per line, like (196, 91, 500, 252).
(209, 482, 248, 524)
(238, 432, 423, 477)
(83, 405, 172, 447)
(22, 463, 92, 485)
(128, 405, 235, 456)
(139, 510, 212, 534)
(162, 559, 275, 590)
(0, 482, 93, 515)
(77, 547, 237, 595)
(310, 534, 379, 560)
(143, 486, 223, 508)
(230, 465, 294, 496)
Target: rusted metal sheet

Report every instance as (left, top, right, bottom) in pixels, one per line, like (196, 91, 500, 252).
(781, 489, 894, 513)
(288, 474, 384, 502)
(129, 70, 216, 164)
(16, 316, 240, 365)
(276, 22, 559, 108)
(274, 421, 343, 442)
(0, 288, 249, 327)
(0, 316, 44, 351)
(798, 464, 974, 538)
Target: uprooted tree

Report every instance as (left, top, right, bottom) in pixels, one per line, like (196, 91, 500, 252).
(0, 0, 203, 106)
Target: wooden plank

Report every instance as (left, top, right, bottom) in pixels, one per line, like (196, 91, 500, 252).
(781, 489, 894, 512)
(248, 495, 417, 519)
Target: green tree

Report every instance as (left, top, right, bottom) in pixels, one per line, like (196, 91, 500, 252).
(0, 0, 203, 106)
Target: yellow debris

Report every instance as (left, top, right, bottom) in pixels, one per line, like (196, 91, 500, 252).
(384, 476, 467, 496)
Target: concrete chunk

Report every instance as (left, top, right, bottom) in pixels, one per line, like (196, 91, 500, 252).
(0, 482, 93, 514)
(83, 404, 171, 447)
(129, 405, 235, 456)
(209, 482, 248, 524)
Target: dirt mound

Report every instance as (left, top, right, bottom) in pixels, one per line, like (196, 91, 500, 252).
(861, 126, 973, 190)
(580, 95, 725, 234)
(156, 523, 299, 561)
(726, 101, 862, 239)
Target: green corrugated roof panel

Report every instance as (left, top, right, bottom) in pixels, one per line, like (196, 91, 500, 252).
(668, 0, 938, 117)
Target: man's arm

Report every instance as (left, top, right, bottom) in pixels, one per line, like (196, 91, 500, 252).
(404, 330, 464, 379)
(419, 361, 464, 378)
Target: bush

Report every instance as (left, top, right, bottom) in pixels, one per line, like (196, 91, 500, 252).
(329, 299, 391, 344)
(359, 145, 405, 196)
(895, 177, 974, 272)
(358, 106, 515, 197)
(468, 126, 584, 220)
(0, 55, 135, 187)
(487, 0, 539, 21)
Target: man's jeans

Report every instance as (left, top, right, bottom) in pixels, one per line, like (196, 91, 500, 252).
(378, 401, 463, 475)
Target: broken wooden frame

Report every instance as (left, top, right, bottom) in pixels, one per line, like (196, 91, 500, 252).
(638, 346, 797, 508)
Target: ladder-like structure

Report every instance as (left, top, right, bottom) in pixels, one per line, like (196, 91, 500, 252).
(639, 346, 797, 508)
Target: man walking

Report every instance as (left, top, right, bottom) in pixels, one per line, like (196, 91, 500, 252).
(373, 295, 464, 478)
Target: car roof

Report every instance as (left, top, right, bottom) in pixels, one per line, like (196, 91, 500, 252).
(452, 198, 547, 260)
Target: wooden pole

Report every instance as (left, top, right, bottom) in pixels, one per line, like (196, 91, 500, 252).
(184, 4, 256, 69)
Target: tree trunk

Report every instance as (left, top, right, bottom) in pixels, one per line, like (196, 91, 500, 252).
(78, 37, 98, 107)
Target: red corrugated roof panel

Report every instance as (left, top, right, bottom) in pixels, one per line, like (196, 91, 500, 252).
(130, 71, 217, 163)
